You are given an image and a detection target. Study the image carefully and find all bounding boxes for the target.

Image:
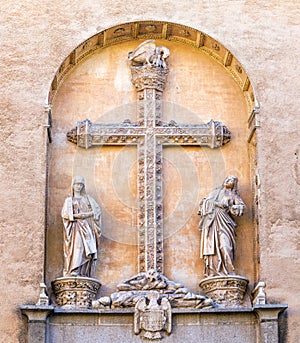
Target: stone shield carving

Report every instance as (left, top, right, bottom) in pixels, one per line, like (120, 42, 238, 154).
(134, 291, 171, 340)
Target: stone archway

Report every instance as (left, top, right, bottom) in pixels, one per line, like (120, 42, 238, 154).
(47, 21, 258, 116)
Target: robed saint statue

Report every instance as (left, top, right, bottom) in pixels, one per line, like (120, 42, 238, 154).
(61, 176, 101, 278)
(198, 175, 245, 277)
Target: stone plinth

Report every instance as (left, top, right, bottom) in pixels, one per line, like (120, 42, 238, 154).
(52, 276, 101, 309)
(20, 304, 288, 343)
(199, 275, 249, 307)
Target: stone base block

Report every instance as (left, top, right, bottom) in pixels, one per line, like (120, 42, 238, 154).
(52, 276, 101, 309)
(20, 304, 288, 343)
(199, 275, 249, 307)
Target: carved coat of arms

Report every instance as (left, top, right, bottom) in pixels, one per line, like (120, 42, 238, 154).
(134, 291, 171, 340)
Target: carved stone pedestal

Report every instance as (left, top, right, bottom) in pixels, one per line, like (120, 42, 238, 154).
(52, 276, 101, 309)
(199, 275, 249, 307)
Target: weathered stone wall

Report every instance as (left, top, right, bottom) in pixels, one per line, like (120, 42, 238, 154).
(0, 1, 299, 342)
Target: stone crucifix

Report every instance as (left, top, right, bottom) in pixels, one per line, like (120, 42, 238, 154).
(67, 40, 231, 274)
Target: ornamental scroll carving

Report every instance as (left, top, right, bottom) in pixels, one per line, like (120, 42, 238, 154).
(199, 276, 248, 307)
(52, 276, 101, 309)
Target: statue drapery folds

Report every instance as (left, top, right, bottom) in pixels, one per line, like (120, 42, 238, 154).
(198, 175, 245, 277)
(61, 176, 101, 277)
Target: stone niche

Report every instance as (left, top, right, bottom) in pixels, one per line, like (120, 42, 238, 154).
(47, 39, 254, 296)
(21, 21, 286, 343)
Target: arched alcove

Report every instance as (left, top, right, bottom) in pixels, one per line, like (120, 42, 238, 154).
(47, 21, 258, 115)
(46, 21, 259, 296)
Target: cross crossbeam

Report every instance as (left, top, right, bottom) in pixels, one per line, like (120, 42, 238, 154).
(67, 41, 231, 273)
(67, 119, 230, 149)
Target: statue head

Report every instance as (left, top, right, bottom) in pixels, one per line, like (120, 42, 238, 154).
(156, 46, 170, 60)
(222, 175, 238, 191)
(72, 175, 86, 195)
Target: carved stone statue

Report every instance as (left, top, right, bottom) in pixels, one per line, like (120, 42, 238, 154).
(198, 175, 245, 277)
(128, 39, 170, 69)
(61, 175, 101, 277)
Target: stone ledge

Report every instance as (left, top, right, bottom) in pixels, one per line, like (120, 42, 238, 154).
(21, 303, 287, 316)
(20, 305, 55, 321)
(253, 304, 288, 320)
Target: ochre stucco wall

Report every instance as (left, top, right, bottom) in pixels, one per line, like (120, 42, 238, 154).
(0, 1, 299, 342)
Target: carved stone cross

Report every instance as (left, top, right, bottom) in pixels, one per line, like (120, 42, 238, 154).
(67, 41, 231, 274)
